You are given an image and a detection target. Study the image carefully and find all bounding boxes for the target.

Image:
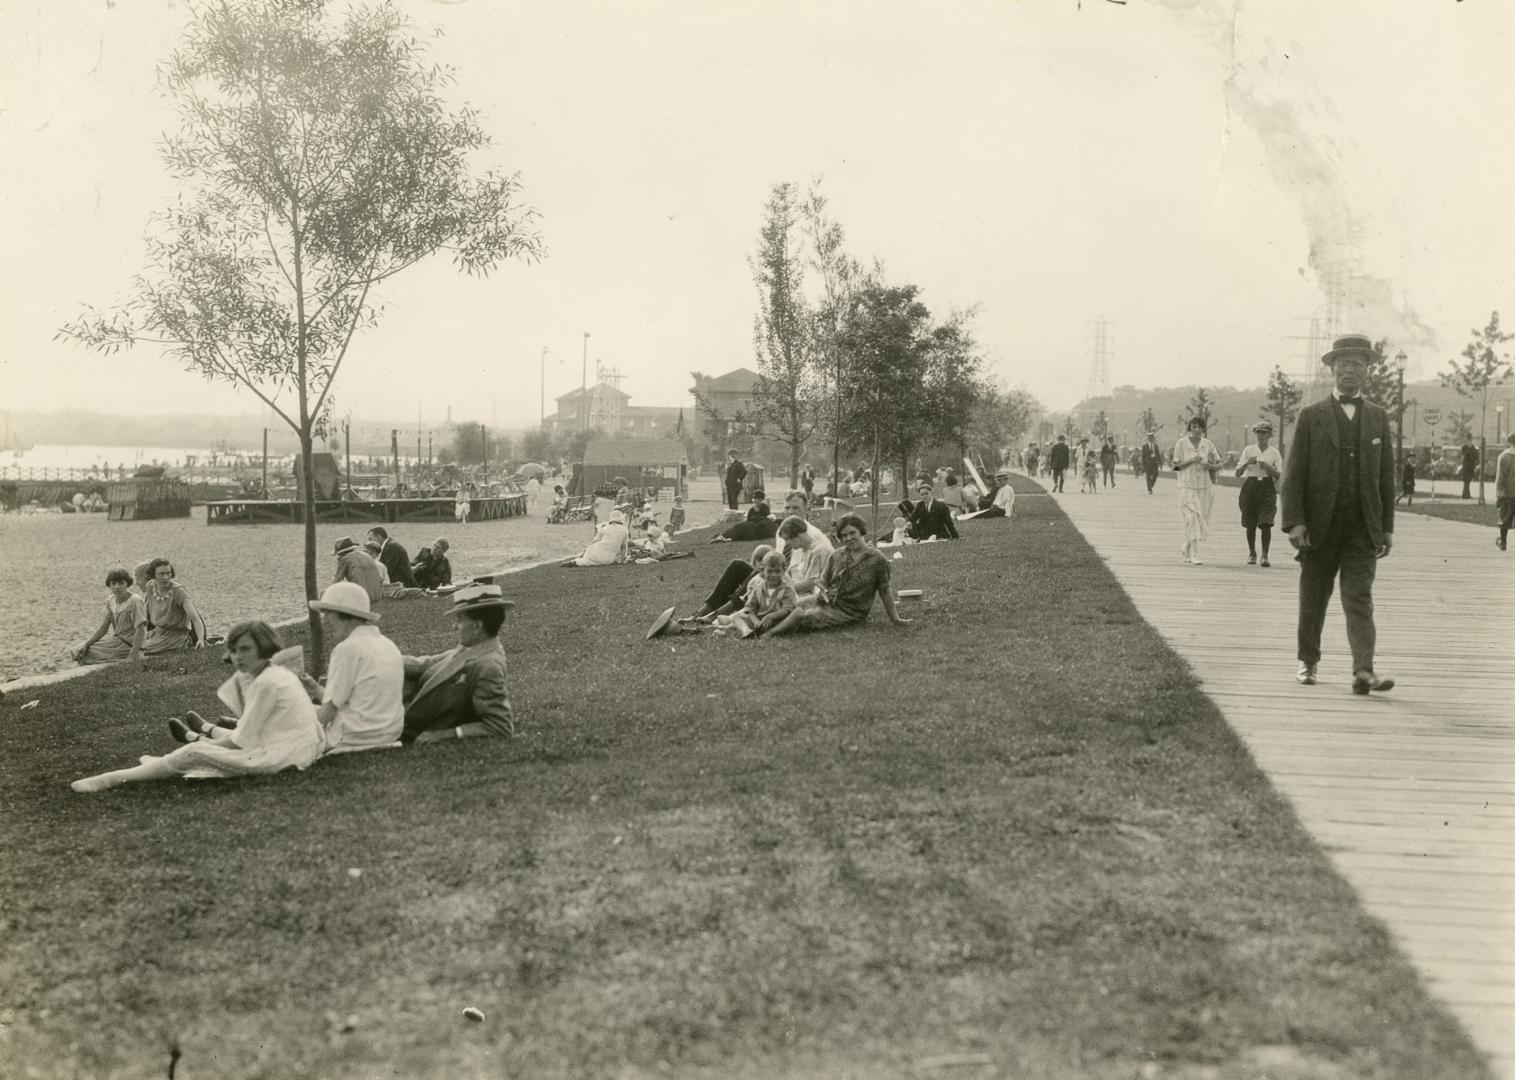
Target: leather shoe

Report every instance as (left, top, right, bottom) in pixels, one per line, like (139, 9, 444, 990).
(1296, 662, 1317, 686)
(167, 717, 199, 743)
(181, 709, 212, 735)
(1352, 671, 1395, 695)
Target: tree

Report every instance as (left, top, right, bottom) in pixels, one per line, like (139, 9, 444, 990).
(801, 180, 871, 492)
(1136, 407, 1162, 440)
(1263, 366, 1303, 457)
(60, 0, 540, 670)
(749, 182, 820, 487)
(966, 384, 1040, 465)
(922, 308, 986, 461)
(835, 283, 936, 525)
(1448, 410, 1476, 445)
(1181, 388, 1215, 431)
(1092, 409, 1109, 439)
(1440, 311, 1514, 504)
(520, 428, 553, 465)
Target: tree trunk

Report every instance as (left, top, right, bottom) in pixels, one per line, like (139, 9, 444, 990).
(790, 402, 801, 489)
(300, 424, 326, 676)
(870, 427, 881, 537)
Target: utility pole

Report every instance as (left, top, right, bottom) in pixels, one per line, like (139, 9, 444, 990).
(391, 428, 400, 486)
(343, 417, 351, 499)
(581, 331, 591, 433)
(482, 424, 489, 474)
(261, 427, 268, 498)
(540, 345, 548, 429)
(428, 434, 432, 467)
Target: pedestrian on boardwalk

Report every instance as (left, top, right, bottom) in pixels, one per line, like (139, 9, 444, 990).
(1100, 437, 1118, 488)
(1173, 417, 1222, 564)
(1234, 420, 1283, 566)
(1140, 431, 1162, 494)
(1280, 333, 1396, 693)
(1496, 431, 1515, 551)
(1395, 457, 1416, 507)
(1048, 435, 1070, 493)
(1459, 438, 1478, 499)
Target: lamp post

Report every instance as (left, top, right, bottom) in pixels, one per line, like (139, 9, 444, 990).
(1394, 350, 1407, 475)
(580, 332, 590, 433)
(539, 346, 549, 430)
(1498, 402, 1505, 445)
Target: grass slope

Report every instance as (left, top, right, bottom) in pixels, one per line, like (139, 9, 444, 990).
(0, 485, 1491, 1080)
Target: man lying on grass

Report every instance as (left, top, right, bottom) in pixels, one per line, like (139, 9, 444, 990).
(764, 514, 912, 638)
(399, 584, 516, 745)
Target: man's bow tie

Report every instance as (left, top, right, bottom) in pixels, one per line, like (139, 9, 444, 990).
(1339, 396, 1363, 408)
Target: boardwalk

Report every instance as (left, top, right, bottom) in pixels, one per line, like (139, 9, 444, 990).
(1051, 476, 1515, 1079)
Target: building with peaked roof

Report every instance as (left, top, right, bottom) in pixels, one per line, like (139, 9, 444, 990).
(689, 367, 811, 474)
(576, 436, 688, 497)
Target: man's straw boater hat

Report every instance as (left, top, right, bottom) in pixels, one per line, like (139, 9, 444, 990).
(447, 583, 515, 617)
(1322, 334, 1373, 367)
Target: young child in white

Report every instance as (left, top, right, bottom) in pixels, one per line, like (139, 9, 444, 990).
(1081, 454, 1099, 493)
(715, 551, 798, 638)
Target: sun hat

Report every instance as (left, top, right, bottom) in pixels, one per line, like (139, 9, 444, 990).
(1252, 419, 1274, 433)
(608, 509, 626, 524)
(448, 583, 515, 617)
(309, 581, 380, 622)
(332, 536, 359, 556)
(994, 468, 1010, 478)
(1322, 333, 1373, 367)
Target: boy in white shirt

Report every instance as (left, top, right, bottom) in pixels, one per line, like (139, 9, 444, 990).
(1234, 420, 1284, 566)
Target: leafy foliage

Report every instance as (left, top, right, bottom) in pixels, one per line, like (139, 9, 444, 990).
(1262, 367, 1303, 453)
(1181, 388, 1215, 431)
(57, 0, 541, 666)
(1137, 406, 1162, 438)
(1440, 311, 1514, 501)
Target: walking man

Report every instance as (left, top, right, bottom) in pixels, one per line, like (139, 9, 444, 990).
(1140, 431, 1162, 494)
(1281, 334, 1396, 694)
(1048, 435, 1070, 493)
(723, 449, 746, 511)
(1496, 431, 1515, 551)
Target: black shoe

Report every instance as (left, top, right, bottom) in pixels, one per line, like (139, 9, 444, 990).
(181, 709, 212, 735)
(1296, 662, 1317, 686)
(1352, 671, 1395, 695)
(1247, 553, 1257, 565)
(167, 717, 198, 744)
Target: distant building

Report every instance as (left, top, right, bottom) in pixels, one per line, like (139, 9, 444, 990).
(689, 367, 809, 472)
(549, 383, 685, 440)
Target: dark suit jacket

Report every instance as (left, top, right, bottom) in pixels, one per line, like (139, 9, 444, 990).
(724, 459, 747, 490)
(1140, 442, 1163, 473)
(1280, 397, 1395, 546)
(908, 498, 959, 541)
(378, 539, 416, 587)
(402, 639, 513, 738)
(1049, 443, 1070, 470)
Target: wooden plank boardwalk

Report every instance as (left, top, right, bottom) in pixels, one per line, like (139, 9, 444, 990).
(1049, 476, 1514, 1078)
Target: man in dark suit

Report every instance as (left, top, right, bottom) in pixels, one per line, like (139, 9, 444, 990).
(1459, 439, 1478, 499)
(365, 526, 416, 588)
(1280, 334, 1396, 694)
(723, 449, 747, 511)
(1140, 431, 1163, 494)
(1048, 435, 1070, 492)
(401, 584, 514, 743)
(908, 481, 959, 540)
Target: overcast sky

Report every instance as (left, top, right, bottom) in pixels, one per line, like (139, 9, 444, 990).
(3, 0, 1511, 434)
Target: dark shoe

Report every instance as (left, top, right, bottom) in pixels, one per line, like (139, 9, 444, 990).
(1296, 662, 1317, 686)
(1352, 671, 1395, 695)
(1247, 553, 1257, 565)
(167, 717, 198, 744)
(181, 709, 212, 735)
(1498, 536, 1507, 551)
(1260, 556, 1271, 567)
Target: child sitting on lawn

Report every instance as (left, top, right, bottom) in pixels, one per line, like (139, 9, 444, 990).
(714, 551, 797, 638)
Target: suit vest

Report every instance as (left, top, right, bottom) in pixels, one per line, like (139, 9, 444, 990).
(1334, 402, 1364, 536)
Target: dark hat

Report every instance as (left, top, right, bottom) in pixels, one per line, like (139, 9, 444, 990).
(448, 583, 515, 617)
(1322, 333, 1373, 367)
(1056, 434, 1067, 442)
(333, 536, 359, 556)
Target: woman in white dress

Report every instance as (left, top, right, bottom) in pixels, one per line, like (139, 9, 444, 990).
(71, 621, 324, 793)
(1173, 416, 1223, 564)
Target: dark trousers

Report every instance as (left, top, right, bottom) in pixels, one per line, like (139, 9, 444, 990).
(725, 484, 740, 510)
(1296, 527, 1378, 673)
(1462, 476, 1473, 498)
(704, 559, 756, 613)
(1498, 496, 1514, 537)
(1145, 468, 1159, 493)
(1052, 467, 1066, 492)
(1102, 464, 1115, 486)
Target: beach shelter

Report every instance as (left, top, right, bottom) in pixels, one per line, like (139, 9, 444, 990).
(577, 437, 687, 498)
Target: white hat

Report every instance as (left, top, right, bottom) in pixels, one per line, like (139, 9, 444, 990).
(308, 581, 380, 622)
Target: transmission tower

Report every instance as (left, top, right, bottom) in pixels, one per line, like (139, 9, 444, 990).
(1083, 319, 1112, 430)
(590, 362, 625, 433)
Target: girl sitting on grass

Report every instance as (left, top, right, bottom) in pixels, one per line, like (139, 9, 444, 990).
(72, 568, 146, 665)
(70, 621, 323, 793)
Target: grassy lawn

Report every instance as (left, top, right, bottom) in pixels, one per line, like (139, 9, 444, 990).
(1393, 498, 1500, 528)
(0, 482, 1491, 1080)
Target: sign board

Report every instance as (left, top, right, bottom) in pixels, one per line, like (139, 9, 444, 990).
(1422, 406, 1441, 426)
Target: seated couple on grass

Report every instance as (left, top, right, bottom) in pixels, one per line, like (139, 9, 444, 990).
(69, 584, 516, 793)
(649, 514, 909, 640)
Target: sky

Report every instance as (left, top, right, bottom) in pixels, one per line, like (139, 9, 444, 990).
(3, 0, 1512, 436)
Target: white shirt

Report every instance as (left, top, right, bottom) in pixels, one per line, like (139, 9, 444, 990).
(322, 624, 405, 751)
(788, 533, 836, 587)
(774, 521, 830, 557)
(1238, 444, 1283, 480)
(993, 484, 1015, 513)
(1332, 388, 1358, 421)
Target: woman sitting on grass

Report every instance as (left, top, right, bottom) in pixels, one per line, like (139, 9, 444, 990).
(565, 509, 628, 566)
(140, 557, 208, 654)
(765, 514, 911, 638)
(70, 621, 323, 793)
(72, 568, 146, 665)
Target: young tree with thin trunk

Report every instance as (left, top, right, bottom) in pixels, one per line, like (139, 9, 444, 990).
(749, 182, 820, 488)
(1440, 311, 1514, 504)
(1263, 366, 1303, 458)
(60, 0, 540, 670)
(1181, 388, 1215, 431)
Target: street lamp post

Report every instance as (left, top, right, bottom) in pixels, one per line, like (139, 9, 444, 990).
(580, 332, 590, 433)
(1498, 402, 1505, 445)
(1394, 350, 1407, 476)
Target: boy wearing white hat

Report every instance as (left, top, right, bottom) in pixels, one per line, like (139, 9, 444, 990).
(306, 581, 405, 753)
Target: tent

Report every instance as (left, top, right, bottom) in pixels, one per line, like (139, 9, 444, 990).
(575, 438, 687, 498)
